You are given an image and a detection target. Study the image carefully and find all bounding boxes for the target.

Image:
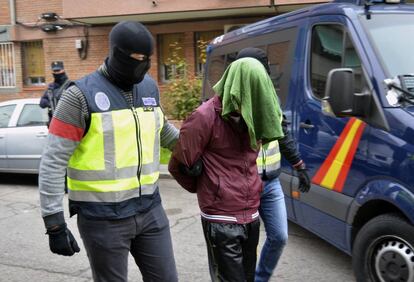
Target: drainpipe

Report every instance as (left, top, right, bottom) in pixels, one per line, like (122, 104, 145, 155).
(269, 0, 277, 13)
(9, 0, 16, 25)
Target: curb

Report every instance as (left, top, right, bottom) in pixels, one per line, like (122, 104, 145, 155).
(159, 164, 172, 179)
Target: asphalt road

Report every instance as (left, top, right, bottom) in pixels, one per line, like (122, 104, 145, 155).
(0, 173, 354, 282)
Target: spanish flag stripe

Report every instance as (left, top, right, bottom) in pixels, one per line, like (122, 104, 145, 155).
(312, 118, 356, 185)
(333, 121, 366, 192)
(320, 118, 361, 188)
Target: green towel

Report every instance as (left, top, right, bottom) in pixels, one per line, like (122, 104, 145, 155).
(213, 57, 284, 149)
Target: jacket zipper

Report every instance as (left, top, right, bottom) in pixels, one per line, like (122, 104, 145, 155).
(131, 106, 142, 199)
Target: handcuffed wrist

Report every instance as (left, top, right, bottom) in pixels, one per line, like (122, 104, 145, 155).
(293, 160, 306, 170)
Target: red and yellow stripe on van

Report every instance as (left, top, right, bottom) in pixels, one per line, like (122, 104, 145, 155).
(312, 118, 366, 193)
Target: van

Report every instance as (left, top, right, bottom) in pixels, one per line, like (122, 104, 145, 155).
(202, 0, 414, 281)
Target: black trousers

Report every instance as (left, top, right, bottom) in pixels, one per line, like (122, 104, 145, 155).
(201, 218, 260, 282)
(77, 203, 178, 282)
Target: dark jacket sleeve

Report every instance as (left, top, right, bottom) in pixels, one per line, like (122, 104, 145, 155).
(168, 109, 212, 193)
(279, 115, 302, 166)
(39, 88, 51, 108)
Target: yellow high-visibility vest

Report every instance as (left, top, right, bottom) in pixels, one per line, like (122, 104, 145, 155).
(257, 140, 281, 175)
(67, 107, 164, 203)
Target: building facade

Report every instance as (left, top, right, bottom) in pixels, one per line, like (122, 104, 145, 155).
(0, 0, 325, 103)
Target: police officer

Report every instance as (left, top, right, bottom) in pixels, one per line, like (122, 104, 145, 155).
(39, 21, 179, 282)
(39, 61, 71, 127)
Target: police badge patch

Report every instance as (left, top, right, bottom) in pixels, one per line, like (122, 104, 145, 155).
(95, 92, 110, 111)
(142, 97, 157, 106)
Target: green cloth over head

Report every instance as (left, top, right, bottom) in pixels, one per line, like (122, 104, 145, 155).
(213, 57, 284, 149)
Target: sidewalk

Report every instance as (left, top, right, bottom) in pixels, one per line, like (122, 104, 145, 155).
(159, 164, 171, 179)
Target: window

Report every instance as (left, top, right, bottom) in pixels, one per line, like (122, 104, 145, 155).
(22, 41, 45, 86)
(195, 31, 222, 75)
(17, 104, 48, 127)
(204, 54, 226, 100)
(310, 25, 367, 99)
(311, 25, 343, 99)
(360, 14, 414, 77)
(0, 43, 16, 88)
(158, 33, 185, 82)
(267, 41, 293, 107)
(0, 104, 16, 128)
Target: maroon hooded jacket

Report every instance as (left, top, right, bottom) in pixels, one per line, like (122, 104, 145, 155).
(168, 96, 262, 224)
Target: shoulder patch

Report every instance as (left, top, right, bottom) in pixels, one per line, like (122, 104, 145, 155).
(142, 97, 157, 106)
(95, 92, 110, 111)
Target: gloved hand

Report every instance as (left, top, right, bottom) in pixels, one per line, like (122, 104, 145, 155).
(178, 158, 203, 177)
(46, 223, 80, 256)
(297, 168, 311, 193)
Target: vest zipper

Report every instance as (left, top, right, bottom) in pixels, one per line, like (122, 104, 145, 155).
(131, 106, 142, 199)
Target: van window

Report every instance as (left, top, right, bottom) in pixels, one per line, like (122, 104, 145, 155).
(343, 33, 366, 94)
(360, 14, 414, 77)
(204, 54, 226, 99)
(311, 24, 366, 99)
(311, 25, 343, 99)
(268, 41, 292, 106)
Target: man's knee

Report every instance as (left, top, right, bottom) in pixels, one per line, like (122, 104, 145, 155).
(268, 230, 288, 246)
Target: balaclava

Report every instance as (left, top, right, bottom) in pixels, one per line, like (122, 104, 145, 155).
(53, 72, 68, 85)
(106, 21, 154, 90)
(236, 47, 271, 74)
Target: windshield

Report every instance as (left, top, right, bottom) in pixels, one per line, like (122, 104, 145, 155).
(360, 14, 414, 77)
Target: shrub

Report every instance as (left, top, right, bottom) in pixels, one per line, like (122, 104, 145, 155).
(163, 40, 207, 120)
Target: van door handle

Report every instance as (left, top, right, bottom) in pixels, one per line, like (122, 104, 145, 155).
(300, 122, 314, 129)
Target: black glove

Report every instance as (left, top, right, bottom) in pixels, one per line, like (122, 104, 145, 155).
(178, 158, 203, 177)
(46, 223, 80, 256)
(297, 168, 311, 193)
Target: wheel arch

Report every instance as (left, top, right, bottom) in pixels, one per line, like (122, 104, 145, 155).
(350, 200, 408, 247)
(347, 179, 414, 249)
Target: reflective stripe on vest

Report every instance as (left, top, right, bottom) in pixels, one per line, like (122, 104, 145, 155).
(257, 140, 281, 174)
(67, 107, 164, 202)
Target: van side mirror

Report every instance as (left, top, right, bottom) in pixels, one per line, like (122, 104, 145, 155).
(323, 68, 371, 117)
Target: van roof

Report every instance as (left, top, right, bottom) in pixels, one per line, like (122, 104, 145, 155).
(208, 2, 414, 49)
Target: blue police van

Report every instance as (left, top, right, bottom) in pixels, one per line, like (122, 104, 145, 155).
(202, 0, 414, 281)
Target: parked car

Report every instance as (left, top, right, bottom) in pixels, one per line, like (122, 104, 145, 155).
(203, 0, 414, 281)
(0, 98, 48, 174)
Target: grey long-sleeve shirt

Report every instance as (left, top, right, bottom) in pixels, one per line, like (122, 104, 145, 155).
(39, 66, 178, 228)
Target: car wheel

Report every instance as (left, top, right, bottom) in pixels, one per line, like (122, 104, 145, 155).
(352, 213, 414, 282)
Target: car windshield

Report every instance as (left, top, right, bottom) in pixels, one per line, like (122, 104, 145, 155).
(360, 14, 414, 77)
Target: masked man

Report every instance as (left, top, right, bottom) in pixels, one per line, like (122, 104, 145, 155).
(39, 61, 71, 127)
(39, 21, 179, 282)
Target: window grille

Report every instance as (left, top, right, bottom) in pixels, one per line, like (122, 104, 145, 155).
(0, 42, 16, 88)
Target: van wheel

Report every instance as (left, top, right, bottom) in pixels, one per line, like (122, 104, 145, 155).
(352, 214, 414, 282)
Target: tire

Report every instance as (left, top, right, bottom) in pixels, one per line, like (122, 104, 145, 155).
(352, 213, 414, 282)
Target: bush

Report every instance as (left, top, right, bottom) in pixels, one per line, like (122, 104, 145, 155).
(164, 75, 202, 120)
(162, 40, 207, 120)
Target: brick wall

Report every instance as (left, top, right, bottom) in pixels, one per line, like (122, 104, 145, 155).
(0, 1, 10, 25)
(15, 0, 62, 23)
(43, 34, 109, 82)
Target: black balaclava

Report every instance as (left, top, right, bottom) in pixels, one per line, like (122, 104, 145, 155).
(106, 21, 154, 91)
(53, 72, 68, 86)
(236, 47, 271, 74)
